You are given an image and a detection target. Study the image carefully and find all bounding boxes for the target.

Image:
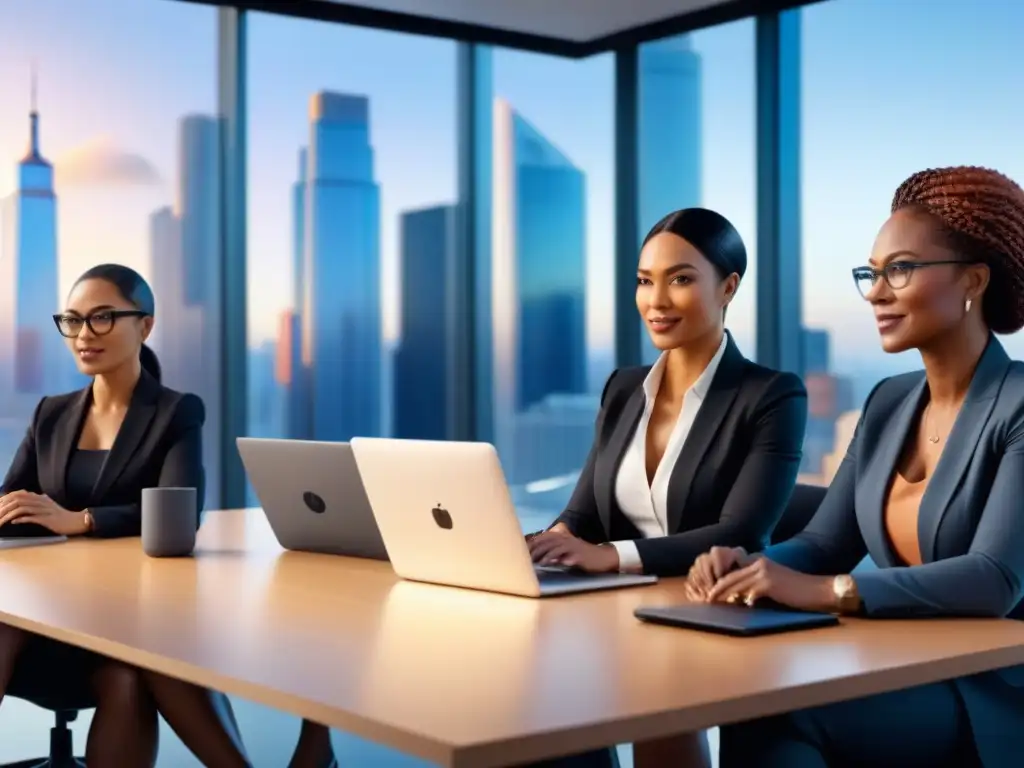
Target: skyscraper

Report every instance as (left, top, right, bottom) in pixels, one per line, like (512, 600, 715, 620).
(292, 91, 382, 441)
(638, 35, 703, 365)
(287, 148, 310, 439)
(639, 35, 702, 233)
(146, 115, 222, 505)
(2, 76, 62, 395)
(147, 206, 182, 363)
(0, 197, 16, 397)
(491, 98, 587, 463)
(179, 116, 221, 306)
(393, 204, 455, 440)
(802, 327, 830, 375)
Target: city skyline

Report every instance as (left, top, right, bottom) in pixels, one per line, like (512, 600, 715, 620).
(1, 3, 1023, 426)
(6, 0, 1022, 372)
(4, 0, 1021, 479)
(0, 44, 849, 487)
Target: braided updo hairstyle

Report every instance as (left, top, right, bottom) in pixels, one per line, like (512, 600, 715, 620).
(890, 166, 1024, 334)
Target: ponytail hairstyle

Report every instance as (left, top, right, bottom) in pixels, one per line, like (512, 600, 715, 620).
(139, 343, 162, 383)
(71, 263, 160, 381)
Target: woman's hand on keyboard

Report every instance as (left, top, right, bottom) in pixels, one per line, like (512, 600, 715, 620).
(527, 530, 620, 574)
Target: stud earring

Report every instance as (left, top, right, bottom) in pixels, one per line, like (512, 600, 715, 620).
(965, 298, 973, 313)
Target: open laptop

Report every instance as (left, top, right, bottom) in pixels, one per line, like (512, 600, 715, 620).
(237, 437, 388, 560)
(350, 437, 657, 597)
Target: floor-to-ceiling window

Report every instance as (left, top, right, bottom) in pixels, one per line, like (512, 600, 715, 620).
(244, 13, 457, 453)
(637, 20, 757, 365)
(472, 48, 614, 531)
(797, 0, 1024, 485)
(242, 11, 455, 764)
(0, 1, 221, 761)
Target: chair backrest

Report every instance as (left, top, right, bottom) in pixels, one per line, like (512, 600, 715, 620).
(770, 483, 827, 544)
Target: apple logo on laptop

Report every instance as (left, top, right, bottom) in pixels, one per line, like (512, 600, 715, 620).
(431, 503, 453, 530)
(302, 491, 326, 514)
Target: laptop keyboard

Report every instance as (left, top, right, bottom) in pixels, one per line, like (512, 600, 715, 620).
(535, 565, 589, 582)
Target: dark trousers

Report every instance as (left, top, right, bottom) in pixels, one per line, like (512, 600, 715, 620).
(8, 633, 99, 710)
(719, 681, 979, 768)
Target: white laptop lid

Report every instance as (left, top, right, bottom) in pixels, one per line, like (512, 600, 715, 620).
(350, 438, 540, 596)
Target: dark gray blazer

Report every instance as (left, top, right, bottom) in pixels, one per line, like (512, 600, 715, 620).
(555, 334, 808, 577)
(765, 336, 1024, 768)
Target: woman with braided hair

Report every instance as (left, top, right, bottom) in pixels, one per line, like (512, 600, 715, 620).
(685, 165, 1024, 767)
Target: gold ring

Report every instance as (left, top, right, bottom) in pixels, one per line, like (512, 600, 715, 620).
(726, 593, 741, 604)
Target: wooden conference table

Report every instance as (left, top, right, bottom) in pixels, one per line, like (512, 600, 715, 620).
(1, 509, 1024, 767)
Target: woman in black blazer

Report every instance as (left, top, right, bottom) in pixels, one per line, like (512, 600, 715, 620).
(527, 208, 807, 577)
(525, 208, 807, 768)
(0, 265, 334, 767)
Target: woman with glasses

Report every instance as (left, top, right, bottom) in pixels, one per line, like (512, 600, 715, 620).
(0, 264, 335, 767)
(687, 166, 1024, 768)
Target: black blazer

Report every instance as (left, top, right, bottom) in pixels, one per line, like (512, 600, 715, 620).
(1, 371, 206, 539)
(555, 334, 807, 576)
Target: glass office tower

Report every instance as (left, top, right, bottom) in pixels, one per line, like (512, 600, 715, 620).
(393, 204, 456, 439)
(491, 97, 587, 482)
(293, 92, 382, 441)
(638, 35, 703, 365)
(287, 147, 310, 439)
(146, 114, 224, 504)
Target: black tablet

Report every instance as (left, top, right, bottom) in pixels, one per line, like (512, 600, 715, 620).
(634, 603, 839, 636)
(0, 521, 61, 539)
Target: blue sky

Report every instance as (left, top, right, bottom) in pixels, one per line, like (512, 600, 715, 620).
(1, 0, 1023, 379)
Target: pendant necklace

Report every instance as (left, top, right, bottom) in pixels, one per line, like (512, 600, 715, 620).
(926, 405, 941, 444)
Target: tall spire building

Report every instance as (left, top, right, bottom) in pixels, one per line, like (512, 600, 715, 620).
(0, 70, 63, 395)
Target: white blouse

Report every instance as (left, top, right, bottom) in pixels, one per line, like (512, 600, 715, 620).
(611, 333, 728, 573)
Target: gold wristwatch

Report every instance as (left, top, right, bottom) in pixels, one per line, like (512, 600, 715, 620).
(81, 510, 94, 534)
(832, 574, 862, 615)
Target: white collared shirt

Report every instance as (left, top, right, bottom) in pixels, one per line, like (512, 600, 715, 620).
(611, 333, 729, 573)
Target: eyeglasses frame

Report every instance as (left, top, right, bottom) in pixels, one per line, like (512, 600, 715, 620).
(52, 309, 150, 338)
(851, 259, 982, 298)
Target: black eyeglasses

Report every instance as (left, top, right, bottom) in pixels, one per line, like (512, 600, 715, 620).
(53, 309, 149, 338)
(851, 260, 979, 299)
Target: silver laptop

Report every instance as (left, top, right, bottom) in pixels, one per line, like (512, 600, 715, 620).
(237, 437, 388, 560)
(350, 437, 657, 597)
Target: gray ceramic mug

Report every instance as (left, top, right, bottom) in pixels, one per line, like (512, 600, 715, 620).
(141, 487, 197, 557)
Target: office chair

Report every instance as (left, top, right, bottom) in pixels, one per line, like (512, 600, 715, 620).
(2, 705, 89, 768)
(770, 482, 827, 545)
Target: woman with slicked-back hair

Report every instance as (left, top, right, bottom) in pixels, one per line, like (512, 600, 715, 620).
(525, 208, 808, 768)
(0, 263, 194, 765)
(0, 264, 335, 767)
(689, 166, 1024, 767)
